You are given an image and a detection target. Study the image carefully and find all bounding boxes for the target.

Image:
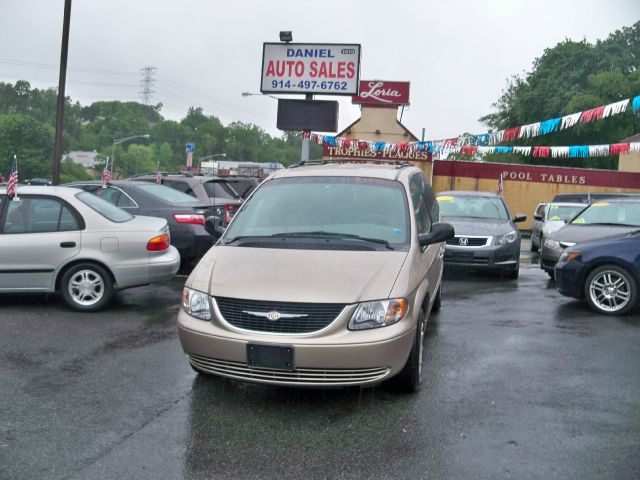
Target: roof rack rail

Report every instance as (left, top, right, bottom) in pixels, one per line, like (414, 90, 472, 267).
(288, 160, 328, 168)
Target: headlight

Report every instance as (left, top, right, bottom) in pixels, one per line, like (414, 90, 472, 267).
(559, 250, 581, 264)
(496, 230, 517, 245)
(348, 298, 408, 331)
(544, 238, 561, 250)
(182, 287, 212, 320)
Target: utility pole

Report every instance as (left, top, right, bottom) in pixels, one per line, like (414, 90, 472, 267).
(139, 66, 157, 105)
(52, 0, 72, 185)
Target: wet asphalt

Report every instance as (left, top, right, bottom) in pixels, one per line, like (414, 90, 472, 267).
(1, 240, 639, 480)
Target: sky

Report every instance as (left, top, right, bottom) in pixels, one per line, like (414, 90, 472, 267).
(0, 0, 638, 143)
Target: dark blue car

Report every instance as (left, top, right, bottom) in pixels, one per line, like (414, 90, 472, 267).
(555, 230, 640, 315)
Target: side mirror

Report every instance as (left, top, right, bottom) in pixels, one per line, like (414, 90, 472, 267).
(513, 214, 527, 223)
(533, 214, 543, 221)
(419, 222, 455, 247)
(204, 215, 226, 238)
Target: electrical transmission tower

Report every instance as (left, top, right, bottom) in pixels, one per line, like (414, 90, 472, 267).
(139, 66, 157, 105)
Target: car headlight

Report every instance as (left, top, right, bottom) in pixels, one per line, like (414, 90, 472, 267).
(182, 287, 212, 320)
(348, 298, 408, 331)
(496, 230, 517, 245)
(544, 238, 561, 250)
(559, 250, 581, 264)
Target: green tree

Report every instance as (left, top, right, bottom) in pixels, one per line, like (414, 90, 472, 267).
(480, 21, 640, 170)
(0, 114, 54, 180)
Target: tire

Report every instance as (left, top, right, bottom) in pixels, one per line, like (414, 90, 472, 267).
(395, 309, 426, 393)
(506, 264, 519, 280)
(545, 269, 555, 279)
(431, 285, 442, 313)
(60, 263, 114, 312)
(584, 265, 637, 315)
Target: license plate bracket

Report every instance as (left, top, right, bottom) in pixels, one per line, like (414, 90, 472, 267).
(246, 343, 295, 372)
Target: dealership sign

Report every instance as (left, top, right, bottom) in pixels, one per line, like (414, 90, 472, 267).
(261, 43, 361, 96)
(352, 80, 410, 106)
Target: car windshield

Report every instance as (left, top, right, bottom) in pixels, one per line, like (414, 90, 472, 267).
(571, 201, 640, 226)
(202, 181, 240, 199)
(76, 191, 133, 222)
(546, 204, 584, 221)
(436, 195, 509, 220)
(224, 176, 410, 246)
(135, 183, 203, 205)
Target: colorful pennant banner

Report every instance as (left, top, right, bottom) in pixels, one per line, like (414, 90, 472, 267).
(312, 94, 640, 155)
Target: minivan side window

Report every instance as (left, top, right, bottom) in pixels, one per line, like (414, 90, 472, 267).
(409, 174, 431, 234)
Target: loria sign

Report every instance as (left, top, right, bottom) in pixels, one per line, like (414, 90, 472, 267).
(352, 80, 410, 106)
(261, 43, 361, 96)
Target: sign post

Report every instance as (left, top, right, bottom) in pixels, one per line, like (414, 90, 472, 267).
(185, 143, 195, 173)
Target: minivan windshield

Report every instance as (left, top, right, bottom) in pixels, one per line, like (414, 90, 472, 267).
(224, 176, 410, 246)
(570, 201, 640, 227)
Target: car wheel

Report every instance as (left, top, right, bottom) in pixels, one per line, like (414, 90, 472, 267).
(60, 263, 114, 312)
(431, 285, 442, 312)
(506, 264, 519, 280)
(584, 265, 637, 315)
(395, 309, 426, 393)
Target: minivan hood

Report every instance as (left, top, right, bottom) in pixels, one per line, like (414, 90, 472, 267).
(189, 246, 409, 304)
(441, 217, 514, 236)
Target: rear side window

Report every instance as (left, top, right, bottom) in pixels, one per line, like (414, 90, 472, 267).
(76, 191, 133, 222)
(203, 181, 239, 199)
(135, 183, 202, 205)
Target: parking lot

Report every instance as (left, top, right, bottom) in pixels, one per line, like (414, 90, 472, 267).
(1, 240, 639, 480)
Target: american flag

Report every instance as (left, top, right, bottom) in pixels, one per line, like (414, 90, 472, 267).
(102, 158, 111, 185)
(156, 161, 162, 184)
(7, 155, 18, 199)
(496, 173, 504, 196)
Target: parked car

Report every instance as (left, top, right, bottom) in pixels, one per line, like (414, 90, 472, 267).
(0, 185, 180, 311)
(435, 191, 526, 279)
(540, 199, 640, 277)
(178, 162, 454, 392)
(130, 173, 243, 225)
(64, 180, 215, 269)
(219, 175, 261, 199)
(552, 192, 640, 203)
(555, 231, 640, 315)
(530, 202, 585, 252)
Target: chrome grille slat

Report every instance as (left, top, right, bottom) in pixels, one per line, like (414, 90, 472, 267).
(188, 354, 389, 384)
(215, 297, 346, 334)
(446, 235, 490, 247)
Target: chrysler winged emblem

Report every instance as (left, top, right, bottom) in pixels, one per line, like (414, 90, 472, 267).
(243, 310, 308, 321)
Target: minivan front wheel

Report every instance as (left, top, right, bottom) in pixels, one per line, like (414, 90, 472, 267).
(395, 309, 426, 393)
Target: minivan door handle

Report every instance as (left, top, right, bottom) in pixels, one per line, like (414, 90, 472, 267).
(60, 241, 76, 248)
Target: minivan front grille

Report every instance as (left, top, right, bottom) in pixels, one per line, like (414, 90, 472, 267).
(187, 354, 390, 385)
(215, 297, 346, 334)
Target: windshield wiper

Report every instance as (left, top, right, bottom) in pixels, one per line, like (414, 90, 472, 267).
(270, 231, 395, 250)
(573, 222, 639, 227)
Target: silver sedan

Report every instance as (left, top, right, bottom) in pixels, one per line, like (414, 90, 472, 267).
(0, 185, 180, 311)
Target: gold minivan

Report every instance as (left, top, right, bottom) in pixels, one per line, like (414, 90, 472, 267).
(177, 162, 453, 392)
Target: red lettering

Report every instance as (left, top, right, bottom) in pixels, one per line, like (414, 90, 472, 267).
(310, 61, 318, 78)
(347, 62, 355, 79)
(266, 61, 276, 77)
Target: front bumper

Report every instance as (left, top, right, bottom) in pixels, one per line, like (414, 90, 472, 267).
(540, 245, 563, 271)
(443, 243, 520, 271)
(177, 309, 416, 387)
(554, 261, 584, 299)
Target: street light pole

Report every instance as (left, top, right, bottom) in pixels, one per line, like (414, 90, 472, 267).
(110, 134, 150, 177)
